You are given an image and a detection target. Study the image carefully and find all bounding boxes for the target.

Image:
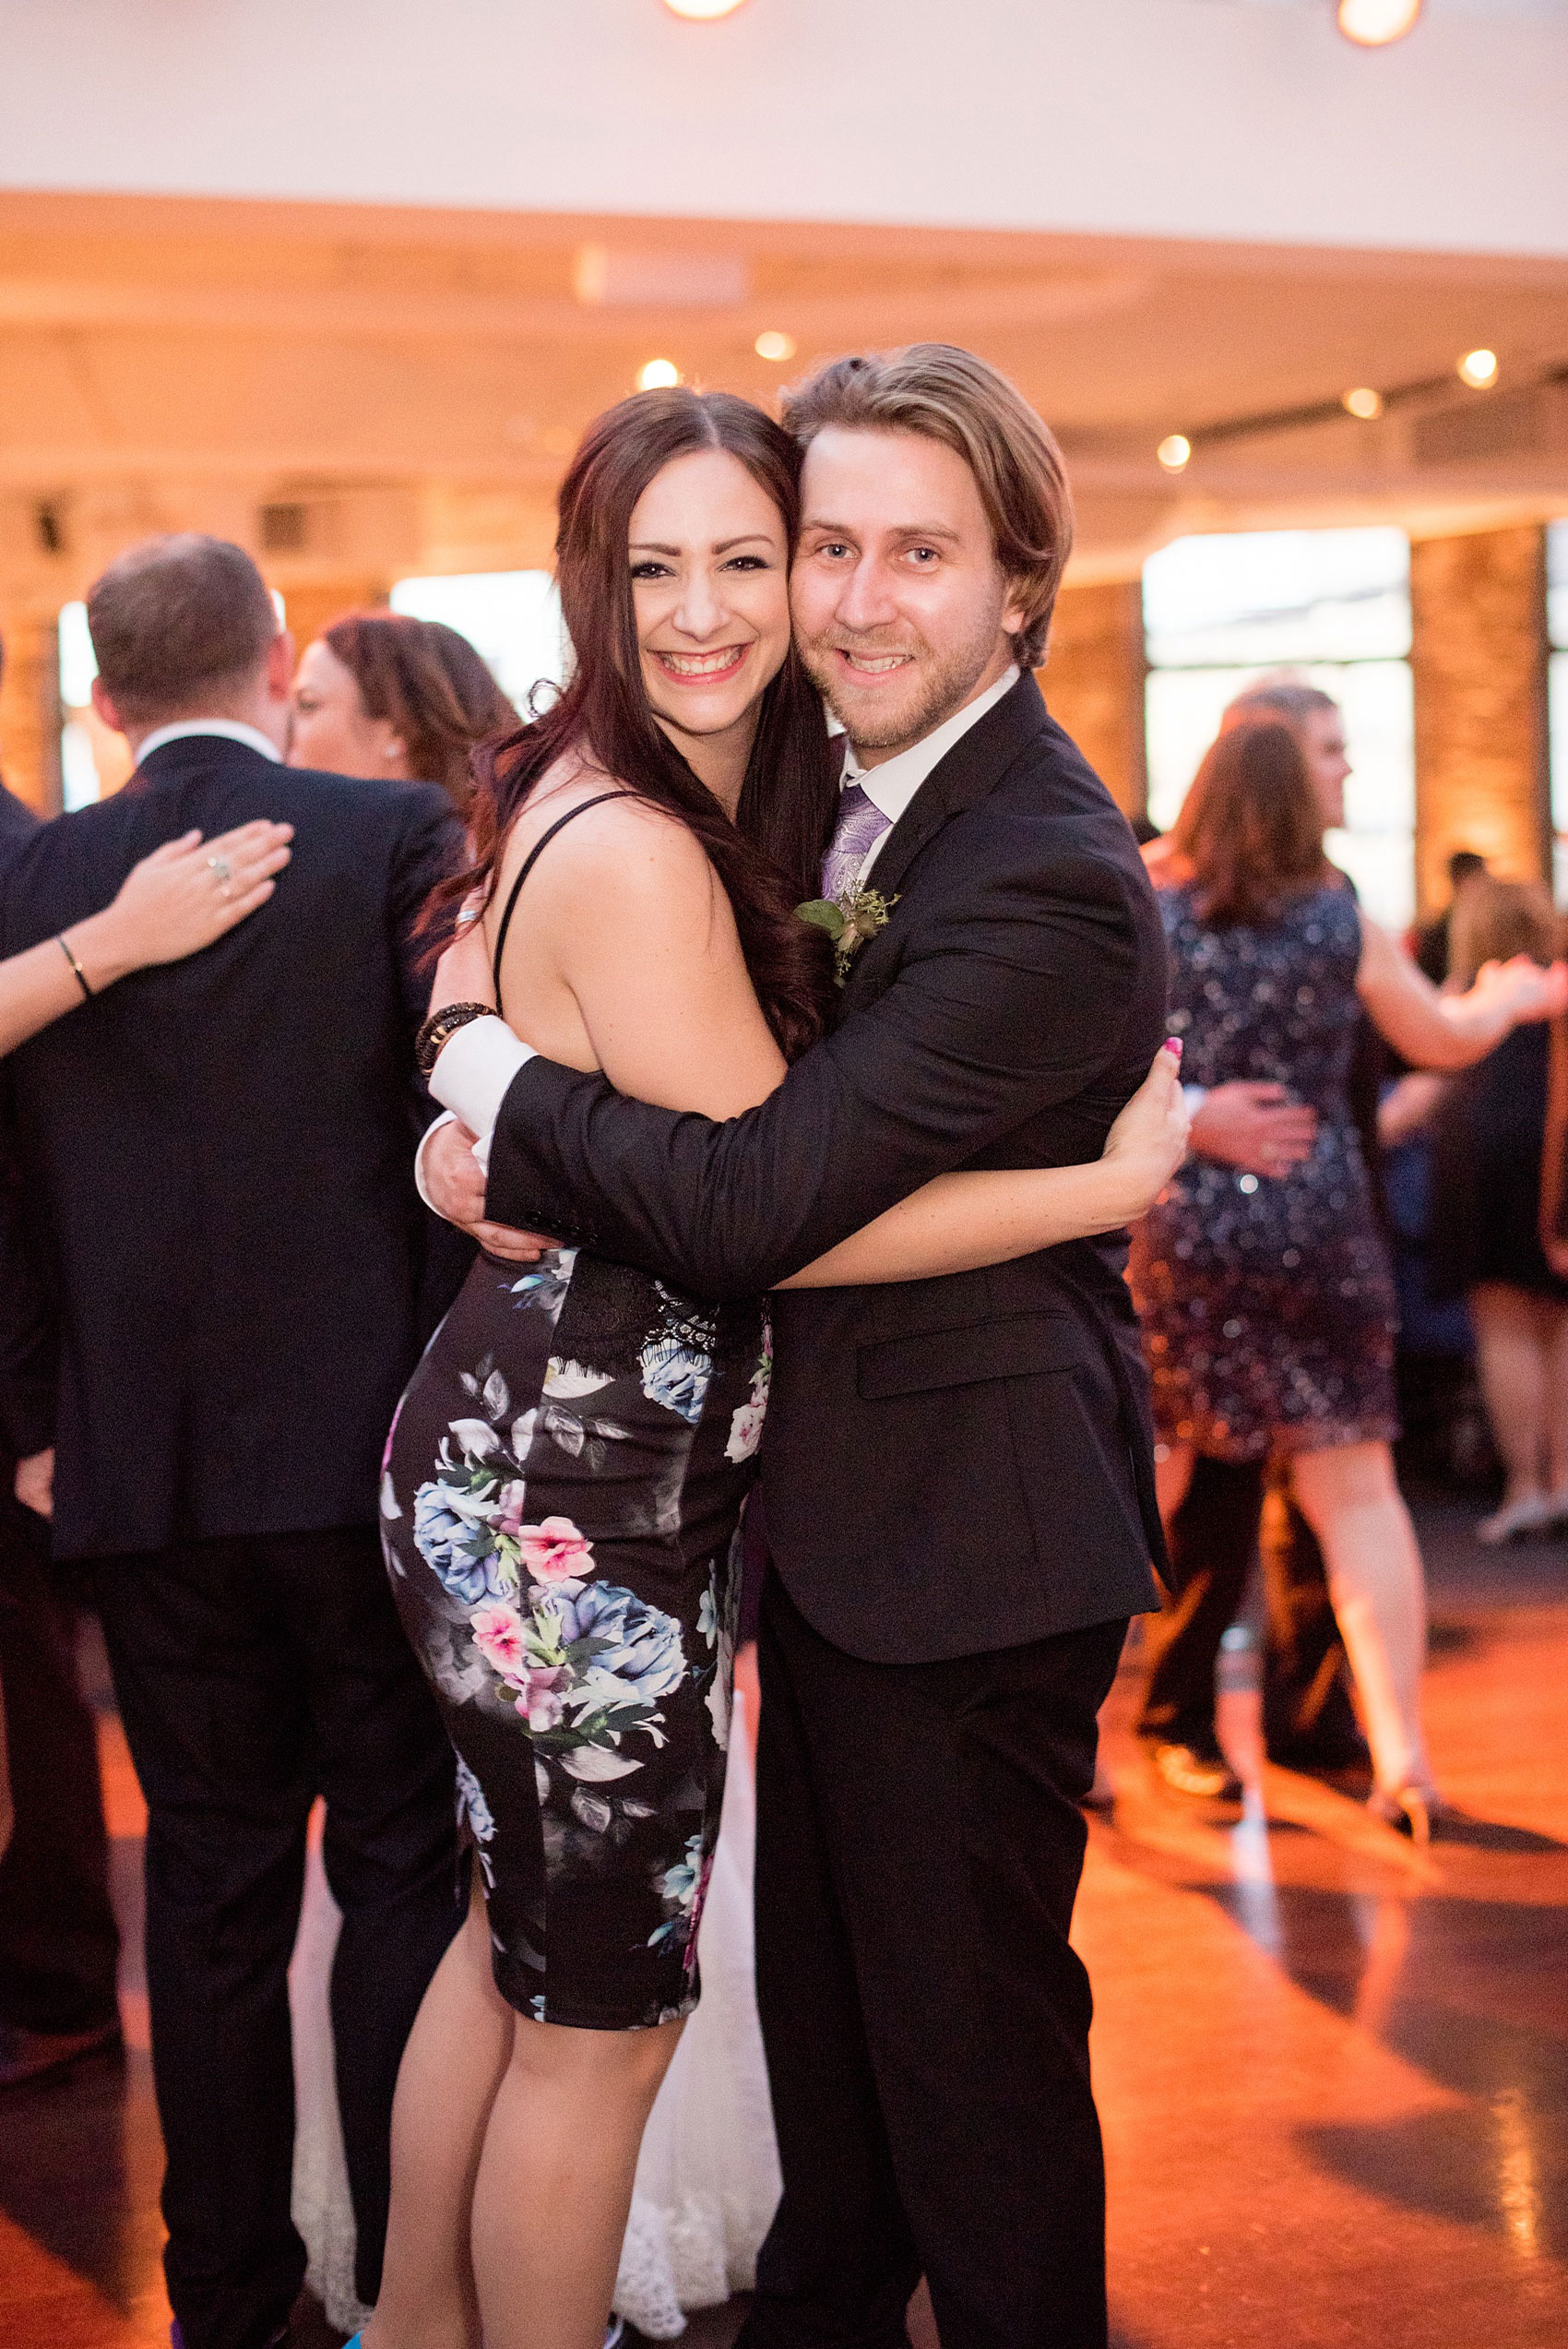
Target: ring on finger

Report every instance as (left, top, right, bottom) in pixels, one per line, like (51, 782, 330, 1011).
(208, 854, 232, 886)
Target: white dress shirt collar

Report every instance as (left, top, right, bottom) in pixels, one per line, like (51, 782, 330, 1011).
(841, 665, 1020, 856)
(136, 718, 283, 767)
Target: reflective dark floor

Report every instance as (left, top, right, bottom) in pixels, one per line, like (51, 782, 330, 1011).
(3, 1496, 1564, 2348)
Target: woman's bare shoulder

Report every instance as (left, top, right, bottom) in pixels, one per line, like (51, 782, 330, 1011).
(494, 754, 721, 920)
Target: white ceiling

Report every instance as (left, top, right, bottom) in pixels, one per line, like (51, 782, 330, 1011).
(1, 0, 1565, 256)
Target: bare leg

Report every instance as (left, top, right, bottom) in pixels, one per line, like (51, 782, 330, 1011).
(1468, 1282, 1549, 1506)
(1155, 1440, 1196, 1526)
(1290, 1441, 1432, 1800)
(1544, 1298, 1568, 1496)
(363, 1881, 515, 2349)
(470, 2011, 684, 2349)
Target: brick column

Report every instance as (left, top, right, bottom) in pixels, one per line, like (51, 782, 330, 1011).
(0, 606, 63, 817)
(1409, 526, 1550, 916)
(1038, 579, 1147, 821)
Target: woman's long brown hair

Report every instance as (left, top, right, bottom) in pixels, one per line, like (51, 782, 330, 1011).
(1172, 720, 1330, 927)
(324, 611, 518, 818)
(427, 388, 838, 1061)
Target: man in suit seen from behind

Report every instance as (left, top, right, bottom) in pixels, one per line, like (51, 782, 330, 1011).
(0, 539, 470, 2349)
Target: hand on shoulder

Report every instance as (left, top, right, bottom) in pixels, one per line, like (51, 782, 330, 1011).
(1100, 1043, 1192, 1221)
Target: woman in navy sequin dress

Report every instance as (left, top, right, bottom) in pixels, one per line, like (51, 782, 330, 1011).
(1131, 721, 1565, 1839)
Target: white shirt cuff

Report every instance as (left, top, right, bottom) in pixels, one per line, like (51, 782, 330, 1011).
(428, 1016, 535, 1170)
(415, 1111, 458, 1211)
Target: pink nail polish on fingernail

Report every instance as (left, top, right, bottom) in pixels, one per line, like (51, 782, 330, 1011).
(1163, 1036, 1183, 1058)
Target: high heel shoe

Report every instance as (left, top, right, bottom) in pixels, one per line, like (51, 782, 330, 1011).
(1368, 1785, 1431, 1846)
(1477, 1491, 1551, 1545)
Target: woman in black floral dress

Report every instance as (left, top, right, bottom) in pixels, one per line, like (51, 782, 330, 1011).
(361, 389, 1189, 2349)
(1131, 721, 1563, 1842)
(382, 1193, 770, 2032)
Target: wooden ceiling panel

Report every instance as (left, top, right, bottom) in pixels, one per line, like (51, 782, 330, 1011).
(1, 192, 1564, 591)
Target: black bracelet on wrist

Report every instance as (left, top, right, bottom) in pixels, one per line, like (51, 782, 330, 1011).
(57, 934, 93, 1000)
(416, 1001, 495, 1079)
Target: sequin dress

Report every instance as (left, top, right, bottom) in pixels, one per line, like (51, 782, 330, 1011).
(1130, 880, 1398, 1461)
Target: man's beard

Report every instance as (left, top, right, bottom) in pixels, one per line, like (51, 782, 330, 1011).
(799, 594, 1009, 755)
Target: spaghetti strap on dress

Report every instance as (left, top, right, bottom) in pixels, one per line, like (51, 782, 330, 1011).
(381, 791, 772, 2028)
(490, 791, 636, 1004)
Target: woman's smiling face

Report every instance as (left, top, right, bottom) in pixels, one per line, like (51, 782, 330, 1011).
(629, 447, 792, 767)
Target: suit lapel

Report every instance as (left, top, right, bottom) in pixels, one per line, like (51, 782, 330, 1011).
(863, 671, 1051, 903)
(835, 673, 1051, 1010)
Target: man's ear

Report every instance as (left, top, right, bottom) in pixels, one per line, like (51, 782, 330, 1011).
(89, 675, 126, 736)
(265, 629, 295, 702)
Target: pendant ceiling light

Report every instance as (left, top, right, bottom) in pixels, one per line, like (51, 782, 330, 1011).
(1336, 0, 1423, 44)
(1457, 348, 1499, 390)
(663, 0, 749, 18)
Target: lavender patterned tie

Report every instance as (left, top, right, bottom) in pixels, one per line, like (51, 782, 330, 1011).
(821, 781, 892, 902)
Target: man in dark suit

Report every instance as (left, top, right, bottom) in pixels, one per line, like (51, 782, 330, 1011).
(0, 703, 124, 2092)
(422, 348, 1169, 2349)
(0, 538, 469, 2349)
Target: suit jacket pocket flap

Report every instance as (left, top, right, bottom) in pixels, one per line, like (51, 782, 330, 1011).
(856, 1310, 1087, 1400)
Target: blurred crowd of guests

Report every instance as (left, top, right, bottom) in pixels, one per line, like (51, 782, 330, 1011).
(1124, 681, 1568, 1840)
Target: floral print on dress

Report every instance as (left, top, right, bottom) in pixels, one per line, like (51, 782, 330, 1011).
(461, 1560, 686, 1776)
(647, 1830, 713, 1985)
(506, 1247, 577, 1321)
(456, 1754, 497, 1887)
(384, 1246, 766, 2031)
(697, 1535, 741, 1754)
(725, 1314, 772, 1464)
(638, 1283, 719, 1426)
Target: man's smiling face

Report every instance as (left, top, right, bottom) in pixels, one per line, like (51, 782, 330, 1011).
(789, 425, 1024, 767)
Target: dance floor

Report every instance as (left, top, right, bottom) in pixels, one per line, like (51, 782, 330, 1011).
(2, 1494, 1564, 2349)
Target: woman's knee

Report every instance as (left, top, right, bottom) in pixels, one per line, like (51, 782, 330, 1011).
(1292, 1439, 1398, 1519)
(505, 2013, 682, 2101)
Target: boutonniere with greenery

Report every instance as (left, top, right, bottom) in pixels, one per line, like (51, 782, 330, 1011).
(796, 887, 901, 985)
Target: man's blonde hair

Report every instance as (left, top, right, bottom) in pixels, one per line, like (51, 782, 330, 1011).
(782, 344, 1074, 670)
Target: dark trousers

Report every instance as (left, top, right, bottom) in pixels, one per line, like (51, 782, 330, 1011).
(739, 1574, 1127, 2349)
(1137, 1457, 1265, 1753)
(91, 1526, 464, 2349)
(1136, 1457, 1358, 1759)
(0, 1490, 119, 2033)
